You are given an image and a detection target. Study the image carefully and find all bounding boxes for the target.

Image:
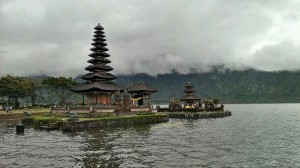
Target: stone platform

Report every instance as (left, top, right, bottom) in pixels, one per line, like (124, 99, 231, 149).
(167, 111, 231, 119)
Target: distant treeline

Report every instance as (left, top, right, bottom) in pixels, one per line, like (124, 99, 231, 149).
(112, 68, 300, 103)
(0, 75, 78, 107)
(2, 67, 299, 106)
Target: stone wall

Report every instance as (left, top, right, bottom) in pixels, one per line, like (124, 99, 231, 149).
(0, 112, 48, 120)
(60, 114, 169, 132)
(51, 106, 115, 113)
(168, 111, 232, 119)
(130, 107, 150, 112)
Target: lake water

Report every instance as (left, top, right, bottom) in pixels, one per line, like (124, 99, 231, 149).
(1, 104, 300, 167)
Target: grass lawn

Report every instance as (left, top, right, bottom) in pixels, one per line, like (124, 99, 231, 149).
(0, 107, 50, 114)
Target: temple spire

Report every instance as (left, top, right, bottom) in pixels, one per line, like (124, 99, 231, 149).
(72, 23, 123, 105)
(180, 82, 201, 108)
(81, 23, 116, 82)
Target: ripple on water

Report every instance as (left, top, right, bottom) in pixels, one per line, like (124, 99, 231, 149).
(1, 104, 300, 167)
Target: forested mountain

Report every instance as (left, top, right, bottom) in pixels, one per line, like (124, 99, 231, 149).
(111, 68, 300, 104)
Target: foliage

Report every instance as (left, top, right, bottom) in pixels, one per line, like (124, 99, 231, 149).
(32, 116, 60, 129)
(135, 111, 153, 115)
(168, 98, 182, 112)
(61, 114, 168, 132)
(42, 76, 78, 105)
(212, 98, 220, 105)
(0, 75, 37, 107)
(114, 68, 300, 103)
(22, 116, 36, 127)
(28, 78, 44, 106)
(114, 90, 131, 113)
(68, 112, 79, 121)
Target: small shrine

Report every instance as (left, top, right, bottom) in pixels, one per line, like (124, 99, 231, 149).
(72, 23, 123, 105)
(180, 82, 201, 108)
(127, 81, 157, 109)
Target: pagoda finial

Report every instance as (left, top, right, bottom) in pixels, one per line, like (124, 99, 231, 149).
(94, 23, 104, 30)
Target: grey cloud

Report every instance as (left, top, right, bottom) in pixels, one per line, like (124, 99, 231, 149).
(0, 0, 299, 77)
(250, 42, 300, 71)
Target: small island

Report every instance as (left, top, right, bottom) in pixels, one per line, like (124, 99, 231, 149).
(1, 23, 231, 132)
(20, 23, 169, 132)
(157, 82, 231, 119)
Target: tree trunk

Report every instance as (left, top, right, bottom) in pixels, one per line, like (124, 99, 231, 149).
(31, 94, 36, 107)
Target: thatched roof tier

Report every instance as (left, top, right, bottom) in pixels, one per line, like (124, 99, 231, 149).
(90, 46, 109, 52)
(81, 72, 116, 81)
(94, 30, 105, 34)
(88, 52, 110, 58)
(87, 58, 111, 64)
(93, 31, 106, 38)
(180, 82, 200, 101)
(184, 89, 196, 93)
(184, 82, 196, 93)
(85, 64, 113, 71)
(128, 82, 158, 93)
(91, 41, 107, 46)
(180, 95, 201, 101)
(72, 81, 123, 93)
(92, 37, 106, 41)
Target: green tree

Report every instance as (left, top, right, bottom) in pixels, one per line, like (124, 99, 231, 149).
(0, 75, 37, 107)
(27, 78, 44, 106)
(42, 77, 78, 105)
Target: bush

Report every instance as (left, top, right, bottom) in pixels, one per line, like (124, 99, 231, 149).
(135, 111, 153, 115)
(22, 116, 36, 127)
(32, 116, 59, 129)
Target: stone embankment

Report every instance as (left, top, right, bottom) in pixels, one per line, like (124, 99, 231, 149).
(0, 112, 48, 126)
(60, 114, 169, 132)
(21, 114, 169, 132)
(168, 111, 231, 119)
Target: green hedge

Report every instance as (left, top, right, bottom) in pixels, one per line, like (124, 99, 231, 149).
(32, 116, 60, 129)
(22, 116, 37, 127)
(23, 114, 168, 131)
(60, 114, 169, 132)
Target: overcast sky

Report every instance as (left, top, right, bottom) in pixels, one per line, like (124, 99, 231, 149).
(1, 0, 300, 77)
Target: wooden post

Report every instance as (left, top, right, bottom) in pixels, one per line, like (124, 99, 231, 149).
(82, 94, 85, 105)
(95, 93, 97, 105)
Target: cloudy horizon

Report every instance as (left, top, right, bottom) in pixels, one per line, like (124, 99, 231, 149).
(1, 0, 300, 77)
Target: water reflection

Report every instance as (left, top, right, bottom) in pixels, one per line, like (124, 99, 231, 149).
(0, 119, 22, 128)
(1, 104, 300, 167)
(80, 125, 151, 168)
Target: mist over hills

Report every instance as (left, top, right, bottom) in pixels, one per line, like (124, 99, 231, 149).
(72, 67, 300, 104)
(23, 66, 300, 104)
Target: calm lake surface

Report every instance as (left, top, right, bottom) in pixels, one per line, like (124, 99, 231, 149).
(1, 104, 300, 167)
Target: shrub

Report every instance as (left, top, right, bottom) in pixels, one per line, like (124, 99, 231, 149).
(32, 116, 59, 129)
(22, 116, 36, 127)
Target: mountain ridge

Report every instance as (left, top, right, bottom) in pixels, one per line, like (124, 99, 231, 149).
(28, 67, 300, 104)
(114, 68, 300, 103)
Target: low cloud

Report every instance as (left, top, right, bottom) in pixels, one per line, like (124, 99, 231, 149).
(1, 0, 300, 77)
(250, 42, 300, 71)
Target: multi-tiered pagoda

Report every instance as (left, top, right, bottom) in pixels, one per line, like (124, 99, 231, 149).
(180, 82, 201, 108)
(72, 23, 123, 105)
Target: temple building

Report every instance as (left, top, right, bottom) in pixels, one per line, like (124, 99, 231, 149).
(180, 82, 201, 108)
(72, 23, 123, 105)
(127, 81, 157, 111)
